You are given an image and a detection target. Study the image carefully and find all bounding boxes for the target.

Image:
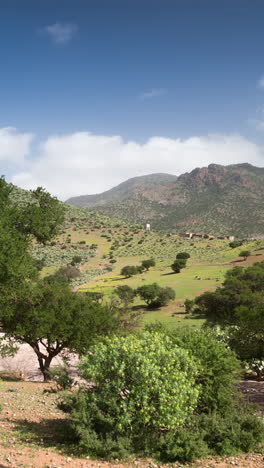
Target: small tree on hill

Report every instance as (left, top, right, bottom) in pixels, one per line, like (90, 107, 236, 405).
(239, 250, 251, 261)
(176, 252, 190, 260)
(115, 285, 136, 306)
(171, 258, 187, 273)
(55, 265, 81, 281)
(137, 283, 175, 308)
(141, 258, 156, 271)
(121, 265, 138, 278)
(229, 240, 243, 249)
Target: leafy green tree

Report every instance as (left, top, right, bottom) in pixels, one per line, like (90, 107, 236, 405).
(16, 186, 65, 244)
(141, 258, 156, 271)
(229, 240, 243, 249)
(1, 277, 120, 381)
(184, 298, 195, 314)
(115, 285, 135, 306)
(0, 179, 64, 291)
(171, 258, 187, 273)
(0, 179, 120, 380)
(137, 283, 175, 308)
(176, 252, 190, 260)
(194, 262, 264, 361)
(136, 265, 145, 274)
(239, 250, 251, 261)
(120, 265, 138, 278)
(55, 265, 81, 281)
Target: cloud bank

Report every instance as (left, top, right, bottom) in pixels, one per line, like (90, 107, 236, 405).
(5, 129, 263, 200)
(0, 127, 33, 164)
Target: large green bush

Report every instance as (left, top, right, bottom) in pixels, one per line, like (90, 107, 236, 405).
(63, 331, 199, 458)
(60, 327, 264, 462)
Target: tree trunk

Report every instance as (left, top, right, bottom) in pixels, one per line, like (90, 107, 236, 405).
(37, 355, 53, 382)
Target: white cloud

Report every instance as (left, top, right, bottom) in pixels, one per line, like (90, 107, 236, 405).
(42, 22, 77, 44)
(258, 76, 264, 89)
(10, 131, 264, 201)
(249, 118, 264, 132)
(140, 88, 167, 99)
(0, 127, 33, 164)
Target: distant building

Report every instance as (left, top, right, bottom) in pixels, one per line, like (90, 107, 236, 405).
(217, 235, 235, 241)
(146, 223, 151, 231)
(179, 232, 193, 239)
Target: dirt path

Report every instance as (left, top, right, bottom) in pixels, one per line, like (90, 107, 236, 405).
(0, 336, 78, 382)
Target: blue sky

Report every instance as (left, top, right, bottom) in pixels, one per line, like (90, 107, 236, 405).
(1, 0, 264, 198)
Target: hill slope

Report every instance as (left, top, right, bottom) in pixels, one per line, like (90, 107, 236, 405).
(66, 163, 264, 237)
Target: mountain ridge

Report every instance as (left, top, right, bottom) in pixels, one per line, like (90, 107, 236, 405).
(67, 163, 264, 237)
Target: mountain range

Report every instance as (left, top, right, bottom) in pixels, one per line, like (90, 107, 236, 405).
(66, 163, 264, 238)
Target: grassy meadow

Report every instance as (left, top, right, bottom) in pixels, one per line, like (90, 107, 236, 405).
(45, 208, 264, 329)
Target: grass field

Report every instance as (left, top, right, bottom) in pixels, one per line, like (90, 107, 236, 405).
(71, 225, 264, 328)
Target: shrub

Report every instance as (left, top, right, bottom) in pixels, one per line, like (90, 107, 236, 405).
(63, 332, 199, 458)
(120, 265, 138, 278)
(229, 240, 243, 248)
(61, 328, 264, 462)
(56, 265, 81, 281)
(70, 255, 82, 265)
(184, 299, 195, 314)
(49, 359, 74, 390)
(176, 252, 190, 259)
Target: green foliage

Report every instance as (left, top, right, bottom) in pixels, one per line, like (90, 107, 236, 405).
(137, 283, 175, 308)
(1, 277, 120, 380)
(229, 240, 243, 248)
(141, 258, 156, 271)
(195, 262, 264, 360)
(184, 298, 195, 314)
(55, 265, 81, 281)
(63, 331, 199, 458)
(120, 265, 138, 277)
(169, 328, 241, 414)
(16, 187, 65, 244)
(48, 358, 74, 390)
(70, 255, 82, 265)
(171, 258, 187, 273)
(176, 252, 190, 259)
(239, 249, 251, 260)
(31, 245, 94, 268)
(114, 285, 135, 306)
(61, 328, 264, 461)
